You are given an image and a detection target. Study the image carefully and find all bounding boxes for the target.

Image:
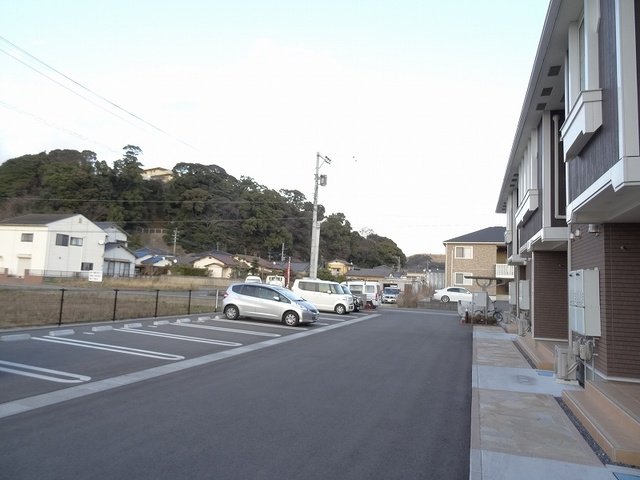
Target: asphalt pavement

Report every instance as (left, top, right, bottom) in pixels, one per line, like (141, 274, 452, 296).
(0, 309, 472, 480)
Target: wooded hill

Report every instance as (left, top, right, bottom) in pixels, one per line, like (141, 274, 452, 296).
(0, 146, 407, 268)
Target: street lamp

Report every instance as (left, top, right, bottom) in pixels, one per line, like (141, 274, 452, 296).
(309, 152, 331, 278)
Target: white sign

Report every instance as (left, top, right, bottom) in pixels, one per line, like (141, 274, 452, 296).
(88, 270, 103, 282)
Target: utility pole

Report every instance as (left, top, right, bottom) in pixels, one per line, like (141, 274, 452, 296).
(172, 229, 178, 256)
(309, 152, 331, 278)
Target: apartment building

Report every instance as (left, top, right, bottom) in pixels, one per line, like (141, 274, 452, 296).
(496, 0, 640, 465)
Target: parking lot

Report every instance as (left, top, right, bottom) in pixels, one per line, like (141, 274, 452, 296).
(0, 309, 375, 413)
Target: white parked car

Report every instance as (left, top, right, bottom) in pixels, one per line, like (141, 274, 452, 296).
(433, 287, 472, 303)
(291, 278, 354, 314)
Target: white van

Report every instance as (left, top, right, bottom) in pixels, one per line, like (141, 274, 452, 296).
(265, 275, 286, 287)
(342, 281, 381, 308)
(291, 278, 354, 315)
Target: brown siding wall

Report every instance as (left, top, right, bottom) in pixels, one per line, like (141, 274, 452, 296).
(571, 224, 640, 379)
(602, 224, 640, 379)
(567, 0, 619, 202)
(570, 223, 606, 372)
(520, 209, 542, 247)
(532, 251, 568, 340)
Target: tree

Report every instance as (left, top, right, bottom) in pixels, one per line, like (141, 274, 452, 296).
(319, 213, 352, 260)
(0, 150, 412, 266)
(110, 145, 154, 229)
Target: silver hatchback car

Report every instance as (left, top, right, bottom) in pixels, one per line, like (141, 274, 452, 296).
(223, 283, 319, 326)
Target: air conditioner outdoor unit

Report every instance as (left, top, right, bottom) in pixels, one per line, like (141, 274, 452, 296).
(554, 345, 576, 381)
(516, 316, 528, 336)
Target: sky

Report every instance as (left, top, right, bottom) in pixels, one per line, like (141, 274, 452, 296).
(0, 1, 549, 256)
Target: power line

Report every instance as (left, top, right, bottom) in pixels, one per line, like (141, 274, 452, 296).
(0, 35, 198, 151)
(0, 99, 122, 156)
(0, 45, 142, 132)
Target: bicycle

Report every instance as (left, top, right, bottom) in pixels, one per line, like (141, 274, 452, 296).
(472, 302, 503, 323)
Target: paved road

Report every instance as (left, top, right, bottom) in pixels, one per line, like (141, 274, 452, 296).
(0, 309, 472, 479)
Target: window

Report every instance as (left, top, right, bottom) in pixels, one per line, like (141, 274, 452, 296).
(81, 262, 93, 271)
(257, 286, 277, 300)
(454, 272, 472, 286)
(455, 246, 473, 259)
(241, 285, 260, 297)
(21, 233, 34, 242)
(299, 281, 319, 292)
(56, 234, 69, 246)
(70, 237, 83, 246)
(566, 7, 599, 109)
(561, 4, 602, 159)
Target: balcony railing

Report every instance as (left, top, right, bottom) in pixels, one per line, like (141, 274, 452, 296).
(495, 263, 515, 279)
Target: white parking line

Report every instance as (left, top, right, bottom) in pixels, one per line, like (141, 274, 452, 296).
(209, 317, 307, 330)
(0, 360, 91, 383)
(0, 313, 379, 419)
(33, 336, 184, 360)
(171, 323, 281, 337)
(113, 328, 242, 346)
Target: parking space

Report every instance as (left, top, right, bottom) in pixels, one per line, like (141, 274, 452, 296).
(0, 310, 371, 405)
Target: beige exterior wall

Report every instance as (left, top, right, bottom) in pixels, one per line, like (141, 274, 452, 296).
(445, 243, 499, 296)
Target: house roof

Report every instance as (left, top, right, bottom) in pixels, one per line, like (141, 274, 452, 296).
(272, 260, 309, 275)
(346, 265, 394, 279)
(95, 222, 127, 234)
(189, 251, 240, 267)
(0, 213, 77, 225)
(140, 255, 172, 265)
(133, 247, 171, 258)
(444, 226, 506, 244)
(104, 243, 134, 254)
(234, 254, 278, 270)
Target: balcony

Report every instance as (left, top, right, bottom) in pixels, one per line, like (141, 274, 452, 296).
(496, 263, 515, 279)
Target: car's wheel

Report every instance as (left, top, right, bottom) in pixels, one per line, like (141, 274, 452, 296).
(441, 295, 450, 303)
(334, 304, 347, 315)
(224, 305, 239, 320)
(283, 311, 299, 326)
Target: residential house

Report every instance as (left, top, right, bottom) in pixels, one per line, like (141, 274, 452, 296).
(326, 259, 351, 276)
(443, 227, 513, 300)
(0, 213, 106, 279)
(133, 247, 175, 274)
(496, 0, 640, 466)
(141, 167, 174, 183)
(190, 251, 241, 278)
(271, 260, 310, 284)
(234, 254, 279, 277)
(95, 222, 135, 277)
(344, 265, 394, 283)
